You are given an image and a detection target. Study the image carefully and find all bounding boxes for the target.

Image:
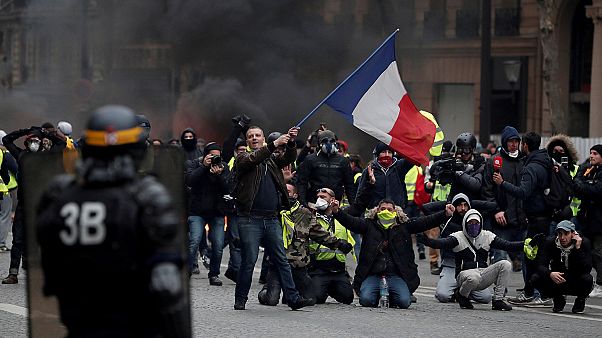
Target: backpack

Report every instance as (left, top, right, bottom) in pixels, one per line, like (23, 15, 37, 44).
(543, 164, 572, 210)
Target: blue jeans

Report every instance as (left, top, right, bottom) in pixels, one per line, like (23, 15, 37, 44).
(188, 216, 225, 277)
(234, 216, 300, 304)
(359, 274, 412, 309)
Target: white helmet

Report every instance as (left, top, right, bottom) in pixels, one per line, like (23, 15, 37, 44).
(57, 121, 73, 136)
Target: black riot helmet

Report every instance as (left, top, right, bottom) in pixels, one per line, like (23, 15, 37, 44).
(267, 132, 282, 144)
(456, 132, 477, 150)
(81, 105, 147, 162)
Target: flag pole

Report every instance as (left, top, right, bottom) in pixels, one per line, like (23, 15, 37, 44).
(295, 29, 399, 128)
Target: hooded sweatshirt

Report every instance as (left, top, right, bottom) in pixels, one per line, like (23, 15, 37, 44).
(420, 209, 524, 277)
(180, 128, 203, 162)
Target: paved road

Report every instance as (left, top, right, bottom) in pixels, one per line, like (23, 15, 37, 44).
(1, 239, 601, 337)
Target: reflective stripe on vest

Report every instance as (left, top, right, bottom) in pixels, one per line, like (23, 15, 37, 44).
(281, 201, 301, 249)
(310, 217, 355, 262)
(420, 110, 445, 157)
(569, 164, 581, 216)
(354, 172, 362, 185)
(228, 157, 235, 170)
(405, 166, 422, 201)
(432, 180, 451, 202)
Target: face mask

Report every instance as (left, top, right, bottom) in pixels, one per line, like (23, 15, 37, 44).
(314, 197, 329, 211)
(377, 210, 397, 229)
(508, 150, 519, 158)
(377, 155, 393, 168)
(181, 138, 196, 150)
(321, 142, 338, 155)
(28, 141, 40, 152)
(465, 222, 482, 238)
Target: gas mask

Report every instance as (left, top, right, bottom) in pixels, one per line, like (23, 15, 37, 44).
(465, 222, 482, 238)
(28, 140, 40, 152)
(321, 140, 338, 155)
(377, 210, 397, 229)
(313, 197, 329, 211)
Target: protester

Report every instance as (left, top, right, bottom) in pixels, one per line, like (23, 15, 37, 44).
(419, 209, 538, 311)
(531, 220, 593, 313)
(308, 187, 355, 305)
(231, 125, 313, 310)
(332, 197, 453, 309)
(493, 131, 553, 307)
(572, 144, 602, 297)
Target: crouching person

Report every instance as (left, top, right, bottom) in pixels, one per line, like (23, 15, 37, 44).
(332, 198, 454, 309)
(531, 220, 593, 314)
(258, 184, 352, 306)
(419, 209, 535, 311)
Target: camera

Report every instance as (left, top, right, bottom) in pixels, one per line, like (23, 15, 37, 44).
(430, 157, 466, 185)
(211, 155, 222, 165)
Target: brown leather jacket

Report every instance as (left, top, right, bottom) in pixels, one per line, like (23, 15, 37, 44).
(233, 140, 296, 216)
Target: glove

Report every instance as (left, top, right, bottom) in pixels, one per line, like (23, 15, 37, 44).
(338, 241, 353, 254)
(530, 233, 545, 247)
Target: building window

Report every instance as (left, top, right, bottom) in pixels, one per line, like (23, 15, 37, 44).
(494, 3, 520, 36)
(456, 0, 480, 38)
(424, 0, 446, 41)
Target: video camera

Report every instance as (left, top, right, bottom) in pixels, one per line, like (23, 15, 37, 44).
(429, 156, 466, 185)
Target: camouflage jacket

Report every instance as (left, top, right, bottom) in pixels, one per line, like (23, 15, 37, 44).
(282, 203, 342, 268)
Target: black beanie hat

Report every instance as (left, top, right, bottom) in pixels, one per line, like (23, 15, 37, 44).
(591, 144, 602, 156)
(203, 142, 222, 155)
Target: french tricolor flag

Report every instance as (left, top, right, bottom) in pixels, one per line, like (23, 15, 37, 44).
(320, 30, 436, 165)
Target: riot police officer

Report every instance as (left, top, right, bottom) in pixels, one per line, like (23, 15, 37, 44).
(36, 105, 190, 337)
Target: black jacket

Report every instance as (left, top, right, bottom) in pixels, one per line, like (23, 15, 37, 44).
(536, 237, 592, 278)
(297, 151, 356, 206)
(449, 156, 486, 202)
(334, 209, 448, 293)
(482, 150, 526, 228)
(573, 164, 602, 237)
(501, 149, 551, 216)
(233, 141, 296, 216)
(186, 159, 229, 217)
(354, 159, 413, 211)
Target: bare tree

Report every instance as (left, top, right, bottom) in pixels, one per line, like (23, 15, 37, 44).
(538, 0, 567, 134)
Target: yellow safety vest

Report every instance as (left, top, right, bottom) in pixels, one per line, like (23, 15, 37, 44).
(405, 166, 422, 201)
(228, 156, 235, 170)
(569, 164, 581, 217)
(432, 180, 451, 202)
(310, 216, 355, 262)
(354, 172, 362, 185)
(420, 110, 445, 157)
(281, 201, 301, 249)
(0, 150, 7, 194)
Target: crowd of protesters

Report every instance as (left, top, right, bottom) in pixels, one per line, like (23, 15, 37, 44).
(1, 112, 601, 315)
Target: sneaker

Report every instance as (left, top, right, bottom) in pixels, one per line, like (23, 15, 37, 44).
(209, 276, 223, 286)
(430, 262, 441, 275)
(191, 266, 200, 275)
(552, 295, 566, 313)
(234, 299, 246, 310)
(456, 290, 473, 309)
(492, 299, 512, 311)
(289, 296, 314, 310)
(589, 284, 602, 298)
(572, 297, 585, 314)
(507, 292, 534, 305)
(523, 297, 553, 308)
(1, 274, 18, 284)
(0, 245, 9, 252)
(418, 252, 426, 260)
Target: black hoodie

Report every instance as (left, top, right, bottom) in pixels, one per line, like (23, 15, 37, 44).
(501, 149, 552, 215)
(180, 128, 203, 162)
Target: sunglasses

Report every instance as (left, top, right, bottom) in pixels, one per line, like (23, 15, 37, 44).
(458, 148, 472, 155)
(316, 188, 334, 196)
